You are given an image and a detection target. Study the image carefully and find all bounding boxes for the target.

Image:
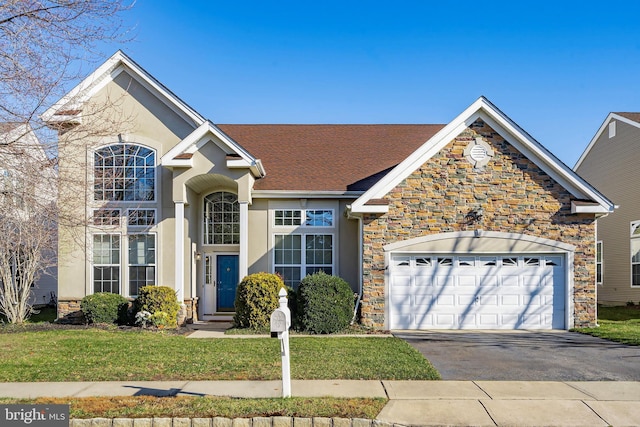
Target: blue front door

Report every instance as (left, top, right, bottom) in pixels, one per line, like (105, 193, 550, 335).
(216, 255, 239, 311)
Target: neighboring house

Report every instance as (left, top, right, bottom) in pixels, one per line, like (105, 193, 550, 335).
(43, 51, 613, 329)
(0, 123, 58, 307)
(575, 113, 640, 306)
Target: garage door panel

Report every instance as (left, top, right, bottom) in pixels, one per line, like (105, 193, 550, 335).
(436, 276, 454, 287)
(458, 275, 477, 287)
(389, 254, 566, 330)
(414, 276, 434, 287)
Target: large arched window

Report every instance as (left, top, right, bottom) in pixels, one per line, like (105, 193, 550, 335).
(204, 191, 239, 244)
(94, 144, 155, 201)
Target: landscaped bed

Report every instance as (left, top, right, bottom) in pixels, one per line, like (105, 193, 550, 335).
(574, 304, 640, 345)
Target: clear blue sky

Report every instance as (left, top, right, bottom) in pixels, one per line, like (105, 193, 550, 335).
(99, 0, 640, 166)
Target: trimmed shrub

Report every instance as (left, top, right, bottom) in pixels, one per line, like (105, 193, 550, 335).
(133, 286, 180, 328)
(297, 272, 355, 334)
(233, 272, 286, 330)
(80, 293, 129, 325)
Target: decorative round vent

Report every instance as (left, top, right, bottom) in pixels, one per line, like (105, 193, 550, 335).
(464, 137, 495, 169)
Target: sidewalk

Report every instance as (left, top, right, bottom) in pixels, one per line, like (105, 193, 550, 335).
(0, 380, 639, 426)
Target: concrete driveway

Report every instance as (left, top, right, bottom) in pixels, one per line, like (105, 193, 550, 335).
(394, 330, 640, 380)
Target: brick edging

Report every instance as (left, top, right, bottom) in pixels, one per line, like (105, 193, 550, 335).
(69, 417, 404, 427)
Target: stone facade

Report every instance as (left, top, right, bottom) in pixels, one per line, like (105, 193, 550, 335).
(360, 119, 597, 329)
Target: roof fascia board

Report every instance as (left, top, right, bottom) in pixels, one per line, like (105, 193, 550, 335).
(574, 113, 640, 170)
(350, 97, 487, 212)
(350, 97, 614, 214)
(478, 111, 607, 205)
(42, 51, 205, 127)
(162, 121, 266, 178)
(252, 190, 364, 199)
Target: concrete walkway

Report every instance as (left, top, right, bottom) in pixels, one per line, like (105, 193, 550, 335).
(0, 380, 639, 426)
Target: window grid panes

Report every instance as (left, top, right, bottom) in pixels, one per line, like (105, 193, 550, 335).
(596, 241, 603, 285)
(94, 144, 155, 201)
(632, 238, 640, 287)
(305, 210, 333, 227)
(274, 233, 333, 288)
(128, 209, 156, 226)
(93, 234, 120, 294)
(93, 209, 121, 226)
(274, 209, 334, 227)
(128, 234, 156, 296)
(274, 210, 302, 226)
(204, 192, 239, 245)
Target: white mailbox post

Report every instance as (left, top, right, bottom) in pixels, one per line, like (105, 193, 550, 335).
(270, 288, 291, 398)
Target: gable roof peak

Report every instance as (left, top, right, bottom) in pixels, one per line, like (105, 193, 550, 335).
(41, 50, 205, 128)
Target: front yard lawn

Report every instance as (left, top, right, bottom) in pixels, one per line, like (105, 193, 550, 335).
(0, 396, 387, 419)
(0, 328, 440, 381)
(574, 305, 640, 345)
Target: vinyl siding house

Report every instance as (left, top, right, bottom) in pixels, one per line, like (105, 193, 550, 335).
(575, 113, 640, 305)
(0, 123, 57, 307)
(45, 51, 613, 329)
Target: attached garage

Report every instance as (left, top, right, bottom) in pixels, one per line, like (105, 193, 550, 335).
(388, 253, 566, 330)
(384, 231, 574, 330)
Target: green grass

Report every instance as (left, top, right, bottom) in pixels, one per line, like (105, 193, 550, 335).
(0, 328, 440, 381)
(0, 306, 57, 324)
(574, 305, 640, 345)
(0, 396, 387, 419)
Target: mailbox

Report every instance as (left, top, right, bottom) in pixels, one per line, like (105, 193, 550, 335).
(270, 309, 288, 338)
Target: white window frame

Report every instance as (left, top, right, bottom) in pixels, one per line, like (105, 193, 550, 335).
(596, 241, 603, 285)
(630, 221, 640, 287)
(273, 233, 335, 287)
(127, 233, 157, 297)
(91, 232, 157, 297)
(127, 208, 157, 227)
(203, 191, 240, 245)
(92, 233, 121, 294)
(273, 209, 335, 228)
(93, 143, 157, 203)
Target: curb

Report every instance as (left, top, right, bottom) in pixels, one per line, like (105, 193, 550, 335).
(69, 417, 406, 427)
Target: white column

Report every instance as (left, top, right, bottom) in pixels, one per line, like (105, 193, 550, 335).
(175, 201, 185, 303)
(239, 201, 249, 282)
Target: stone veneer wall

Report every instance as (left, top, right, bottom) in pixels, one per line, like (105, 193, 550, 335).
(57, 298, 198, 325)
(360, 119, 597, 329)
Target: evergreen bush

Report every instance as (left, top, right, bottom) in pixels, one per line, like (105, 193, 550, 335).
(297, 271, 355, 334)
(133, 286, 180, 328)
(80, 292, 129, 325)
(233, 272, 286, 330)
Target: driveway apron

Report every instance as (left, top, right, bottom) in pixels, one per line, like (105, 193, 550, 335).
(394, 330, 640, 380)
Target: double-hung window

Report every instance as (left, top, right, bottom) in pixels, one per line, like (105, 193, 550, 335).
(631, 222, 640, 287)
(272, 208, 335, 288)
(91, 143, 158, 296)
(596, 241, 603, 285)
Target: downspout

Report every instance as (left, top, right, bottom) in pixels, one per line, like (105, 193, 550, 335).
(350, 212, 363, 324)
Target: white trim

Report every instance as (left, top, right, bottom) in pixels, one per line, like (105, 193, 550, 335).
(384, 238, 574, 330)
(253, 190, 363, 199)
(42, 51, 204, 127)
(350, 97, 614, 215)
(574, 113, 640, 170)
(383, 231, 576, 253)
(161, 121, 266, 178)
(272, 232, 336, 286)
(175, 201, 185, 302)
(239, 201, 249, 281)
(596, 240, 603, 286)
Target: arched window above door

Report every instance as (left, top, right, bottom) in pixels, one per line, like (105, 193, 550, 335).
(204, 191, 239, 244)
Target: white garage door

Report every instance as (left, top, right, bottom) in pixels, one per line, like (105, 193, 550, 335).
(389, 254, 566, 330)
